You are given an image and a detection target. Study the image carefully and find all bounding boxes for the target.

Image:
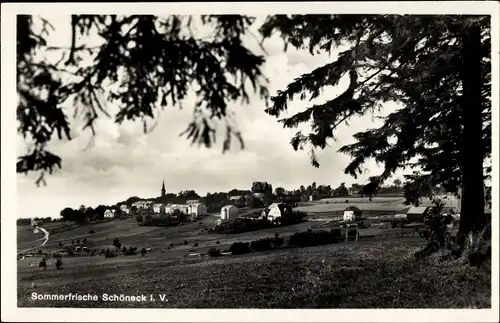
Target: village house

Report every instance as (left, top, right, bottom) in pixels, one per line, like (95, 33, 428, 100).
(406, 206, 430, 222)
(104, 209, 116, 218)
(131, 200, 154, 210)
(165, 203, 190, 214)
(220, 205, 238, 220)
(343, 206, 361, 222)
(186, 199, 200, 205)
(188, 203, 208, 218)
(119, 204, 130, 214)
(264, 203, 293, 222)
(152, 203, 165, 214)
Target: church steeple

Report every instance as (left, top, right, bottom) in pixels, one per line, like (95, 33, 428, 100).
(161, 180, 166, 197)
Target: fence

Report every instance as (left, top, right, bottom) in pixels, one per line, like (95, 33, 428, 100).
(358, 231, 421, 241)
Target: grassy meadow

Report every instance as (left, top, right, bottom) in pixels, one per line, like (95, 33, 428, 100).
(17, 197, 490, 308)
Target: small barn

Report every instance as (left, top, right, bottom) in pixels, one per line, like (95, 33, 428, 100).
(406, 206, 430, 222)
(220, 205, 238, 220)
(343, 206, 361, 222)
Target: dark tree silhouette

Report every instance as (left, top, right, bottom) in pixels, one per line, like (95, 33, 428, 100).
(17, 15, 269, 185)
(260, 15, 491, 252)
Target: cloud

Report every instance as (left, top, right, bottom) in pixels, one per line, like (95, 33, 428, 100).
(17, 16, 406, 219)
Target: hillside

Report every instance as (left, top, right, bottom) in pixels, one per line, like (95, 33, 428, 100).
(18, 238, 490, 308)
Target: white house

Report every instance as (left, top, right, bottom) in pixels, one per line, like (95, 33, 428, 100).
(188, 203, 208, 217)
(131, 200, 154, 210)
(343, 206, 361, 222)
(104, 209, 116, 218)
(220, 205, 238, 220)
(266, 203, 292, 222)
(186, 199, 200, 205)
(152, 203, 165, 214)
(165, 204, 190, 215)
(119, 204, 130, 214)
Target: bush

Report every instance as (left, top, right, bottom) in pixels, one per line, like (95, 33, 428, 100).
(229, 242, 251, 255)
(83, 238, 87, 244)
(331, 228, 343, 238)
(88, 229, 94, 234)
(122, 246, 127, 254)
(193, 242, 199, 247)
(251, 238, 274, 251)
(184, 240, 188, 245)
(113, 238, 121, 249)
(136, 215, 143, 223)
(208, 248, 221, 257)
(56, 258, 63, 269)
(274, 236, 284, 247)
(141, 248, 147, 256)
(288, 230, 339, 247)
(216, 240, 220, 245)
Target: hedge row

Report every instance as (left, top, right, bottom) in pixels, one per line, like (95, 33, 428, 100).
(288, 229, 342, 247)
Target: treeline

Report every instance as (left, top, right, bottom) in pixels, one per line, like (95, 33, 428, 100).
(17, 217, 58, 226)
(59, 204, 123, 224)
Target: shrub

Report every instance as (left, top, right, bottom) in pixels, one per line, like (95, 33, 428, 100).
(331, 228, 342, 238)
(170, 243, 174, 248)
(112, 238, 121, 249)
(136, 215, 143, 223)
(56, 258, 63, 269)
(208, 248, 221, 257)
(274, 236, 284, 247)
(216, 240, 220, 245)
(76, 239, 80, 244)
(184, 240, 188, 245)
(122, 246, 127, 254)
(193, 242, 199, 247)
(288, 230, 339, 247)
(251, 238, 274, 251)
(141, 248, 147, 256)
(229, 242, 251, 255)
(83, 238, 87, 244)
(58, 242, 63, 247)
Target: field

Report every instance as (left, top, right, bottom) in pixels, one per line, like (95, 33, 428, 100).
(16, 198, 489, 308)
(294, 196, 459, 215)
(18, 239, 490, 308)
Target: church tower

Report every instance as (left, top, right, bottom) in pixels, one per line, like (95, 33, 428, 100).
(161, 180, 166, 197)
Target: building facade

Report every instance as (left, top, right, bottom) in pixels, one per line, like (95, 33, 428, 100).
(220, 205, 238, 220)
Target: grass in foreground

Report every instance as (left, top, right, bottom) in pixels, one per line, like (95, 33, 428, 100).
(18, 239, 490, 308)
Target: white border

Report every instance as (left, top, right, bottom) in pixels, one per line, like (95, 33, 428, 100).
(1, 2, 499, 322)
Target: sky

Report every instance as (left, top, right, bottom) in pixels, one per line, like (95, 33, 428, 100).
(17, 15, 406, 219)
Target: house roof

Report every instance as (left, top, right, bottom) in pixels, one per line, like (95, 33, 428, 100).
(152, 203, 164, 207)
(221, 205, 237, 211)
(407, 206, 429, 215)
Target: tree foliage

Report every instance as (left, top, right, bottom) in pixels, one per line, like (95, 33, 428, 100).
(17, 15, 269, 184)
(260, 15, 491, 242)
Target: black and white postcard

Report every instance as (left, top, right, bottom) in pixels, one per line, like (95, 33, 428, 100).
(1, 1, 499, 322)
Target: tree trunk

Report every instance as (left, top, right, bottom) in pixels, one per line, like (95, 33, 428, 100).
(456, 23, 485, 252)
